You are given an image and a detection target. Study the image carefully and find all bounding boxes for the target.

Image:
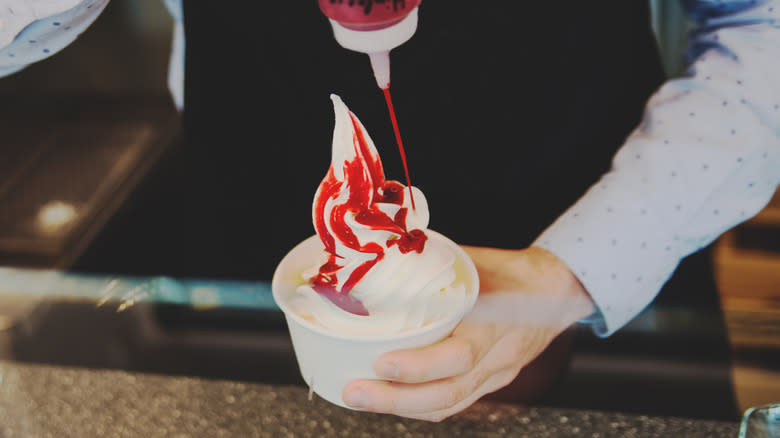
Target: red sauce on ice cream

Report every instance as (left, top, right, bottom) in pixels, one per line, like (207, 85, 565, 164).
(311, 112, 426, 315)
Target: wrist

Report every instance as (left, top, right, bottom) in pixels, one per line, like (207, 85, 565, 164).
(462, 245, 596, 330)
(523, 246, 596, 326)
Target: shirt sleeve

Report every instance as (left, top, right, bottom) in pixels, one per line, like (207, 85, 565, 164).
(0, 0, 109, 76)
(533, 0, 780, 337)
(161, 0, 184, 111)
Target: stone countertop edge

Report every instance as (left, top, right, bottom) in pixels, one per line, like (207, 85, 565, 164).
(0, 360, 738, 438)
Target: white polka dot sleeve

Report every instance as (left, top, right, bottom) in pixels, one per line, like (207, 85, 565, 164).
(0, 0, 184, 109)
(0, 0, 108, 76)
(534, 0, 780, 337)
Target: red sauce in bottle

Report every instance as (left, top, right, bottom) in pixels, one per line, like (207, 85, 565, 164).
(318, 0, 422, 31)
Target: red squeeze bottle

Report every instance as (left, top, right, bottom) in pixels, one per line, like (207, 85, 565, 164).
(318, 0, 421, 208)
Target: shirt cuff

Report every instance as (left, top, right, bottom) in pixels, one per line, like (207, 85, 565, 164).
(533, 180, 683, 337)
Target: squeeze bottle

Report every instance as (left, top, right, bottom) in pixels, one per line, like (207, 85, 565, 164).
(318, 0, 421, 89)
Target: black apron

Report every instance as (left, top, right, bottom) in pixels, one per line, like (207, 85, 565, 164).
(174, 1, 669, 276)
(74, 1, 736, 419)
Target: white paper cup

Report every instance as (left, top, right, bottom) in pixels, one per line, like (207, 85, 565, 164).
(272, 230, 479, 409)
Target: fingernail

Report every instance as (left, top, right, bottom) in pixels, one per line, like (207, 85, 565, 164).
(343, 389, 367, 408)
(377, 362, 398, 379)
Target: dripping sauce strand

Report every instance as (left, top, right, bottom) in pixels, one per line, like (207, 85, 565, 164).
(382, 87, 416, 210)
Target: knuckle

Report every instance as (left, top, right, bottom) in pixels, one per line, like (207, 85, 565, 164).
(494, 368, 520, 390)
(441, 381, 465, 409)
(452, 341, 477, 372)
(427, 412, 449, 423)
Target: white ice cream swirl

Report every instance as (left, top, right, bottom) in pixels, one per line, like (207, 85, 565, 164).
(292, 94, 467, 336)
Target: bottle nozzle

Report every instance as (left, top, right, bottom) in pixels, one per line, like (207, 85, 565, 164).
(368, 51, 391, 89)
(324, 7, 418, 90)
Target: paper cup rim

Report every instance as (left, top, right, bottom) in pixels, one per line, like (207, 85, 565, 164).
(272, 230, 479, 343)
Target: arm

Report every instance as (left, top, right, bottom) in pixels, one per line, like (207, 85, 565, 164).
(0, 0, 109, 77)
(535, 0, 780, 336)
(344, 0, 780, 420)
(0, 0, 184, 110)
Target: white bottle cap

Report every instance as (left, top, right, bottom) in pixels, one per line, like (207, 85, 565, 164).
(327, 7, 419, 89)
(327, 7, 419, 54)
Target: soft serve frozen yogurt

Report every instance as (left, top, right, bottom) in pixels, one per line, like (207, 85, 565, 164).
(289, 94, 469, 336)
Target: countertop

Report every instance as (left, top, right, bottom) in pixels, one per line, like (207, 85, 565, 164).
(0, 360, 738, 438)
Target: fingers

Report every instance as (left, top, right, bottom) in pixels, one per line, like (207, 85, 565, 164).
(343, 326, 561, 421)
(406, 369, 521, 422)
(374, 322, 498, 383)
(343, 362, 516, 418)
(343, 357, 522, 419)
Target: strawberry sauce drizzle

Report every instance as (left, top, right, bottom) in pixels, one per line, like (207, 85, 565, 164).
(311, 112, 427, 315)
(382, 87, 416, 210)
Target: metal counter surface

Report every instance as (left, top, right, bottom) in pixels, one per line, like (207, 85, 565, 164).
(0, 360, 738, 438)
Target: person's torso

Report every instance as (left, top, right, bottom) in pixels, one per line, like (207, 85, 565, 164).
(176, 1, 666, 278)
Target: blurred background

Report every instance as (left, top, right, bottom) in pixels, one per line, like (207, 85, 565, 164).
(0, 0, 777, 420)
